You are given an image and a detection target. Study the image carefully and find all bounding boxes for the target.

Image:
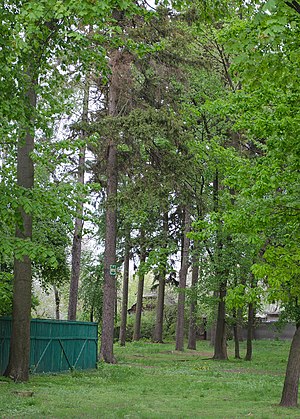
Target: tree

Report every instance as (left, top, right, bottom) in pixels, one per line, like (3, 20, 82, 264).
(33, 216, 71, 319)
(4, 66, 36, 382)
(153, 212, 169, 343)
(2, 0, 142, 381)
(68, 79, 90, 321)
(175, 206, 191, 351)
(79, 252, 104, 323)
(187, 244, 200, 350)
(119, 229, 131, 346)
(217, 0, 300, 404)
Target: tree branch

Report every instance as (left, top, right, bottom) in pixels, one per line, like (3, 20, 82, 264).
(286, 1, 300, 14)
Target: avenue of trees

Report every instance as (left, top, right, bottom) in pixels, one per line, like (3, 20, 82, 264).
(1, 0, 299, 408)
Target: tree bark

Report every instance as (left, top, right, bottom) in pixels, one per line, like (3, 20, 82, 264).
(4, 72, 36, 382)
(175, 206, 191, 351)
(245, 272, 256, 361)
(119, 232, 130, 346)
(280, 324, 300, 407)
(187, 248, 200, 350)
(245, 302, 255, 361)
(133, 232, 146, 341)
(99, 139, 117, 363)
(53, 285, 60, 320)
(232, 309, 241, 359)
(212, 170, 228, 361)
(213, 280, 228, 360)
(210, 292, 218, 347)
(153, 272, 165, 343)
(99, 53, 119, 363)
(153, 212, 168, 343)
(68, 80, 89, 320)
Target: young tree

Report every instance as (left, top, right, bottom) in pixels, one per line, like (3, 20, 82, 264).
(119, 229, 131, 346)
(133, 230, 147, 341)
(187, 245, 200, 350)
(175, 206, 191, 351)
(153, 212, 169, 343)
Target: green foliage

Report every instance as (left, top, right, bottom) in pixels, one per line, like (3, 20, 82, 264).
(33, 217, 71, 290)
(78, 252, 104, 323)
(125, 312, 156, 341)
(0, 273, 13, 316)
(187, 0, 300, 322)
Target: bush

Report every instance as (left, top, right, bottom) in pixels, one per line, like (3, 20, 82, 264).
(125, 311, 156, 341)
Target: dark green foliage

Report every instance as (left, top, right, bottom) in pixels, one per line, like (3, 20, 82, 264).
(126, 312, 156, 341)
(79, 252, 104, 323)
(33, 218, 70, 291)
(0, 273, 13, 316)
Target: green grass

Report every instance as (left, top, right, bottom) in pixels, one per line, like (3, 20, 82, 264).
(0, 340, 299, 418)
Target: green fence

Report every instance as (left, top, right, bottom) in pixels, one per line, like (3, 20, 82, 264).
(0, 317, 98, 374)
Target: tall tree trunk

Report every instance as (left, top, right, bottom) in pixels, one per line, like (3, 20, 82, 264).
(187, 248, 200, 350)
(210, 291, 218, 347)
(119, 232, 130, 346)
(175, 206, 191, 351)
(153, 212, 168, 343)
(133, 232, 146, 341)
(4, 72, 36, 382)
(213, 280, 228, 360)
(280, 324, 300, 407)
(99, 139, 117, 363)
(53, 285, 60, 320)
(232, 309, 241, 359)
(245, 272, 256, 361)
(245, 302, 255, 361)
(68, 80, 89, 320)
(99, 53, 119, 363)
(153, 272, 165, 343)
(237, 308, 244, 342)
(212, 170, 228, 360)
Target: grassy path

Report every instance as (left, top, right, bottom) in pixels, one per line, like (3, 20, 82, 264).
(1, 340, 299, 418)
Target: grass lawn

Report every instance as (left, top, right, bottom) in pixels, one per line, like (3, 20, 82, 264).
(0, 339, 299, 418)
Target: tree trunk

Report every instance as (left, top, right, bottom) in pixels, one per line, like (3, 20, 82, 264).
(153, 212, 168, 343)
(187, 248, 200, 350)
(210, 293, 217, 347)
(175, 206, 191, 352)
(99, 53, 119, 363)
(68, 80, 89, 320)
(245, 302, 255, 361)
(213, 280, 228, 360)
(153, 272, 166, 343)
(99, 139, 117, 363)
(212, 170, 228, 361)
(237, 307, 244, 342)
(119, 232, 130, 346)
(53, 285, 60, 320)
(133, 233, 146, 341)
(4, 72, 36, 382)
(280, 324, 300, 407)
(232, 309, 241, 359)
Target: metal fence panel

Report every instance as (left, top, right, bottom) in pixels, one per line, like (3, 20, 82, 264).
(0, 317, 98, 375)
